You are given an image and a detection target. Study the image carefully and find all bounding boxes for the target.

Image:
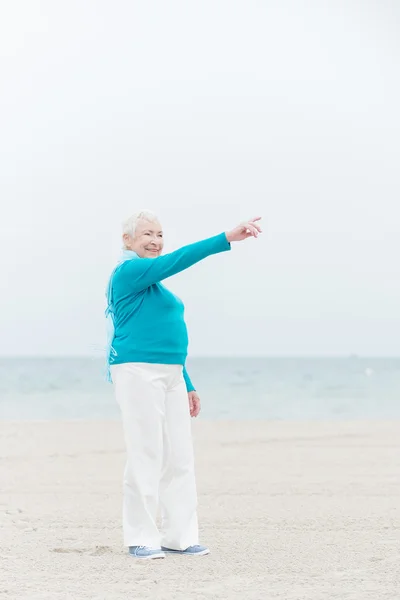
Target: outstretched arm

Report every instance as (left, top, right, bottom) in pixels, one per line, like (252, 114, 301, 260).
(118, 217, 262, 293)
(120, 233, 230, 292)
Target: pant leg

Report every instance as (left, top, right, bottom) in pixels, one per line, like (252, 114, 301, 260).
(159, 372, 199, 550)
(111, 363, 166, 548)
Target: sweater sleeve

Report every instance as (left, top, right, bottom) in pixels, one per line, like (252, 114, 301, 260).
(119, 232, 230, 293)
(183, 366, 195, 393)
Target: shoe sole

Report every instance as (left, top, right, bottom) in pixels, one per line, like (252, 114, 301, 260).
(162, 549, 210, 556)
(129, 553, 165, 560)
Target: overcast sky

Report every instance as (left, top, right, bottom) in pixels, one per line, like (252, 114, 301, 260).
(1, 0, 399, 357)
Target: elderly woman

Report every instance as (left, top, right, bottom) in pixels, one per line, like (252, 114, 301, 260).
(106, 211, 261, 560)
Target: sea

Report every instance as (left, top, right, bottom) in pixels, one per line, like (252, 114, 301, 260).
(0, 357, 399, 421)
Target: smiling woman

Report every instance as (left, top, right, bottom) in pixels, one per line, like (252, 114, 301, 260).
(105, 210, 261, 560)
(122, 210, 164, 257)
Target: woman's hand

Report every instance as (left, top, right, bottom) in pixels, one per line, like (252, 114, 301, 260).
(188, 391, 201, 418)
(226, 217, 262, 243)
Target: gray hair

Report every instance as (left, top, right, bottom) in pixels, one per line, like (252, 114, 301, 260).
(122, 210, 159, 238)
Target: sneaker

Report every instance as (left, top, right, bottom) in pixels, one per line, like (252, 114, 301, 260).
(161, 544, 210, 556)
(128, 546, 165, 560)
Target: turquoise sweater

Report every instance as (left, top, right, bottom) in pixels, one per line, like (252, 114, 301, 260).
(109, 232, 231, 392)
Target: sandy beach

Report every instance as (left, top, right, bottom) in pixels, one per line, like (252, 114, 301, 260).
(1, 420, 399, 600)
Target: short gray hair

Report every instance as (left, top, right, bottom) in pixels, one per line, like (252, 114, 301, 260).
(122, 210, 159, 237)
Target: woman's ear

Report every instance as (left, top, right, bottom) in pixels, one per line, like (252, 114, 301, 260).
(123, 233, 132, 249)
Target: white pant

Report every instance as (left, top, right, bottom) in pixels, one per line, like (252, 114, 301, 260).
(111, 362, 199, 549)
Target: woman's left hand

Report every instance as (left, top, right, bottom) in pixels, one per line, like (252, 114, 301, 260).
(188, 391, 201, 418)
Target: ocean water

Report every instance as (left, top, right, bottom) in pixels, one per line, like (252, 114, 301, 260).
(0, 357, 400, 421)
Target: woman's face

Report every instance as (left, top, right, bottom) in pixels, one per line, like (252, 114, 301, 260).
(124, 219, 164, 258)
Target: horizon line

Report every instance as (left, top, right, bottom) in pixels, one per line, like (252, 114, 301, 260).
(0, 354, 399, 360)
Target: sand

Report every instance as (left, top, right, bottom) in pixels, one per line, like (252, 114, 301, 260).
(1, 420, 400, 600)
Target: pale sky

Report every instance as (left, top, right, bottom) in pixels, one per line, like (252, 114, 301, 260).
(1, 0, 399, 357)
